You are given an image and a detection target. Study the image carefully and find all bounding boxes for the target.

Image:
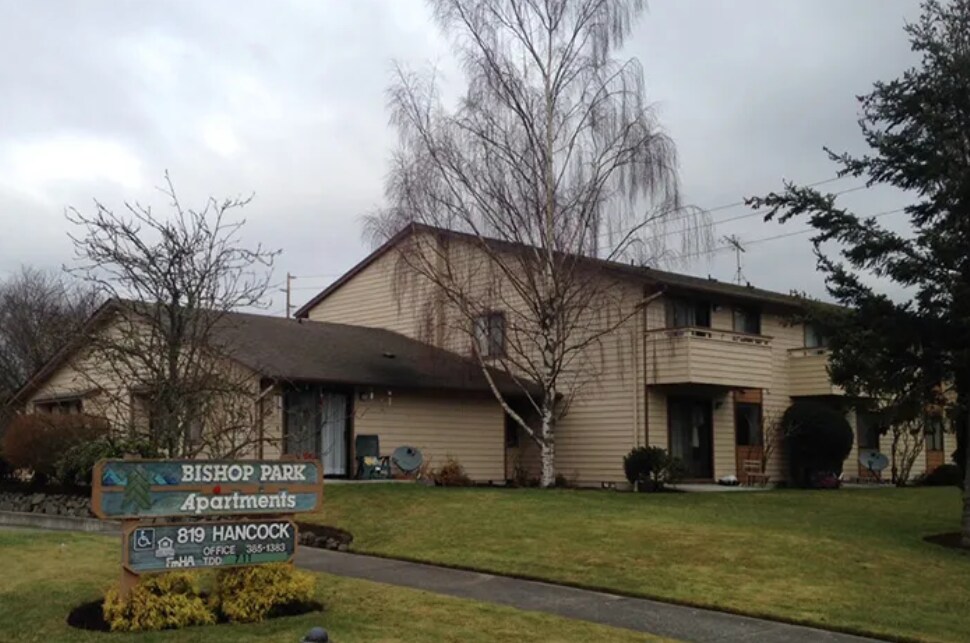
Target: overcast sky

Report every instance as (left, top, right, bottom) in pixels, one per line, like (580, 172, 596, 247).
(0, 0, 922, 314)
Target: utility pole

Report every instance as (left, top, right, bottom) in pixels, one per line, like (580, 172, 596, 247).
(722, 235, 746, 285)
(285, 272, 295, 318)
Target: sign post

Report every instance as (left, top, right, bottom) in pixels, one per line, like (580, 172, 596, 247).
(92, 459, 323, 597)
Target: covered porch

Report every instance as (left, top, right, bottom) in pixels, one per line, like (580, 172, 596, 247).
(647, 385, 767, 483)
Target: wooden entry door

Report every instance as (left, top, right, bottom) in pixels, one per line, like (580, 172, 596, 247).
(925, 416, 946, 473)
(734, 390, 764, 482)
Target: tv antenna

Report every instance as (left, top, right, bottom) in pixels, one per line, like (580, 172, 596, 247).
(722, 235, 746, 285)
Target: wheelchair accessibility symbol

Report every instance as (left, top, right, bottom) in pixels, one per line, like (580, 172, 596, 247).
(133, 528, 155, 551)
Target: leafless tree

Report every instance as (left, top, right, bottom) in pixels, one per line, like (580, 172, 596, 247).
(0, 267, 100, 407)
(367, 0, 710, 486)
(886, 417, 925, 487)
(759, 409, 787, 483)
(65, 173, 280, 457)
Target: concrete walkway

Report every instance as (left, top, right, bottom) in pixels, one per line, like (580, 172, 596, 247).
(295, 548, 878, 642)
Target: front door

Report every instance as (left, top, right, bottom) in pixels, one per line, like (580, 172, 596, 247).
(925, 416, 946, 473)
(735, 401, 764, 481)
(320, 392, 348, 476)
(668, 396, 713, 479)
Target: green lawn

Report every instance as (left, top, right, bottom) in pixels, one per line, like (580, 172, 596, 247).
(0, 529, 660, 642)
(308, 485, 970, 642)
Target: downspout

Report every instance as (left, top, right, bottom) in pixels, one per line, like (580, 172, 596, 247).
(633, 300, 640, 449)
(642, 285, 650, 448)
(256, 380, 277, 459)
(633, 286, 659, 450)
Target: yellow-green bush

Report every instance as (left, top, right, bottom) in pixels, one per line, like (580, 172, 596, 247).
(211, 563, 316, 623)
(102, 571, 215, 632)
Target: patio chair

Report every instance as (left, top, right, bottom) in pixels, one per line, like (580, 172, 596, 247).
(742, 459, 769, 487)
(355, 434, 391, 479)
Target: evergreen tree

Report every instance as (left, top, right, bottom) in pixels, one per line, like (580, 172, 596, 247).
(749, 0, 970, 545)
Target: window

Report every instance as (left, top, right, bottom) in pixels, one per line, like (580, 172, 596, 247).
(735, 403, 763, 446)
(804, 323, 829, 348)
(474, 312, 506, 358)
(857, 410, 882, 449)
(666, 298, 711, 328)
(733, 307, 761, 335)
(35, 398, 82, 414)
(926, 416, 946, 451)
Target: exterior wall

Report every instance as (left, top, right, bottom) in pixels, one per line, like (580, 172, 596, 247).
(304, 250, 436, 340)
(21, 315, 276, 460)
(354, 388, 505, 482)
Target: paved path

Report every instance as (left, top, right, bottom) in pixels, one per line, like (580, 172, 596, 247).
(295, 548, 878, 642)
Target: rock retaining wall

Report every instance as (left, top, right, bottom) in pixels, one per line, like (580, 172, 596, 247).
(0, 490, 92, 517)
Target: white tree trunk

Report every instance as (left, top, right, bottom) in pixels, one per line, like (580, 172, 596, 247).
(539, 402, 556, 488)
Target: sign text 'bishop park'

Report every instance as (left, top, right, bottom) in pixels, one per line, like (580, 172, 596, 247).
(92, 460, 323, 519)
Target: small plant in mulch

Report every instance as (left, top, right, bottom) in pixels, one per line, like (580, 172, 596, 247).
(431, 457, 472, 487)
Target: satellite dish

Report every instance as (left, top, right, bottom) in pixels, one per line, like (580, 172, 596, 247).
(392, 446, 423, 473)
(859, 451, 889, 472)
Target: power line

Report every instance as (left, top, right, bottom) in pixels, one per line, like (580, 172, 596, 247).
(596, 181, 870, 255)
(677, 206, 907, 261)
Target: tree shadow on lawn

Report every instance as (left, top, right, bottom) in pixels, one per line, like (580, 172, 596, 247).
(924, 532, 970, 554)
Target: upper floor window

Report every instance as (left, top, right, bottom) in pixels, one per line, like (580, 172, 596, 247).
(35, 397, 82, 414)
(733, 306, 761, 335)
(474, 311, 506, 358)
(804, 323, 829, 349)
(666, 298, 711, 328)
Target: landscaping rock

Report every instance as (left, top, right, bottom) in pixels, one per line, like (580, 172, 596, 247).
(0, 489, 95, 518)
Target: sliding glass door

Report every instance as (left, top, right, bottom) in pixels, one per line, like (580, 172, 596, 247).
(668, 396, 714, 479)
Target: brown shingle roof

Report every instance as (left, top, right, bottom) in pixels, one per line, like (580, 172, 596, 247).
(293, 224, 815, 318)
(210, 311, 535, 395)
(6, 300, 537, 410)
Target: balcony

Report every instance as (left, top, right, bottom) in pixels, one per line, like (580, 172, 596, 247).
(788, 347, 844, 396)
(645, 327, 773, 389)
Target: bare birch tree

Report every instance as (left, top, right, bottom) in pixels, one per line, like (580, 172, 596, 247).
(367, 0, 709, 486)
(65, 174, 280, 457)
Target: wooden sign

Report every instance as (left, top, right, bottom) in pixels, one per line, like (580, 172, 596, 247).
(123, 519, 298, 574)
(92, 459, 323, 520)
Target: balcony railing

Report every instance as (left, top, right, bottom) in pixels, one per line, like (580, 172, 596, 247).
(645, 327, 773, 389)
(788, 347, 844, 396)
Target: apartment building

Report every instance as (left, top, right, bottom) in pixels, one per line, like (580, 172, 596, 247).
(296, 224, 956, 486)
(10, 224, 955, 486)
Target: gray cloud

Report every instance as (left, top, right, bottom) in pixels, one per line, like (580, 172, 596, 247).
(0, 0, 923, 311)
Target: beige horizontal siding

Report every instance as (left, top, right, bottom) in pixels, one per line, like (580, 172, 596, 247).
(354, 389, 505, 482)
(305, 250, 435, 340)
(789, 350, 843, 396)
(645, 328, 773, 389)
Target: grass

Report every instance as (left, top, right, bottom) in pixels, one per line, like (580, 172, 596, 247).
(0, 529, 662, 642)
(307, 484, 970, 642)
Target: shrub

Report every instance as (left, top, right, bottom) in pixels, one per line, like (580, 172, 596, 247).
(917, 463, 963, 487)
(55, 434, 159, 486)
(623, 446, 683, 491)
(211, 564, 316, 624)
(783, 402, 853, 488)
(2, 413, 109, 485)
(102, 571, 214, 632)
(432, 457, 472, 487)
